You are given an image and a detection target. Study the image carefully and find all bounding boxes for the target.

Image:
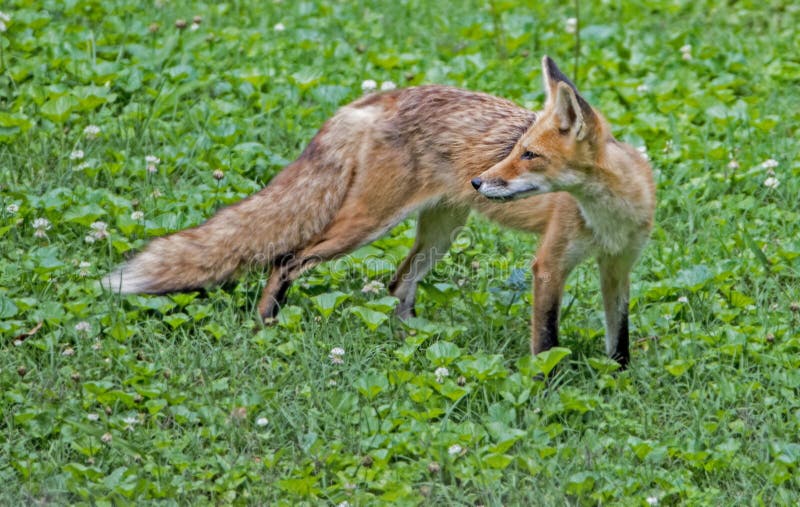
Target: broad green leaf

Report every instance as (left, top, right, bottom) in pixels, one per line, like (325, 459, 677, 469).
(364, 296, 398, 313)
(437, 382, 468, 401)
(0, 296, 18, 319)
(0, 112, 34, 141)
(277, 305, 304, 329)
(587, 357, 621, 374)
(565, 471, 596, 495)
(354, 372, 388, 399)
(311, 291, 349, 318)
(457, 354, 507, 380)
(40, 95, 79, 123)
(144, 399, 168, 415)
(63, 204, 107, 226)
(674, 265, 714, 292)
(350, 306, 388, 331)
(483, 453, 514, 470)
(532, 347, 572, 376)
(665, 359, 694, 377)
(276, 476, 319, 496)
(426, 341, 461, 365)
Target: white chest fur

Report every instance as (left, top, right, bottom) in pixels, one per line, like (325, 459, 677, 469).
(575, 184, 644, 256)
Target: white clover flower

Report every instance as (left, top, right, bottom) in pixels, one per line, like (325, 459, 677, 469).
(190, 22, 200, 31)
(83, 125, 101, 139)
(70, 150, 85, 161)
(761, 158, 778, 169)
(727, 159, 739, 170)
(131, 211, 144, 220)
(101, 432, 113, 443)
(680, 44, 692, 53)
(256, 417, 269, 427)
(380, 81, 396, 91)
(636, 84, 649, 94)
(6, 203, 19, 214)
(763, 177, 780, 189)
(33, 218, 51, 238)
(681, 52, 692, 61)
(434, 366, 449, 383)
(565, 17, 577, 34)
(447, 444, 463, 456)
(147, 164, 158, 174)
(92, 341, 102, 351)
(677, 296, 688, 304)
(84, 235, 96, 244)
(361, 280, 384, 294)
(329, 347, 345, 365)
(145, 155, 160, 165)
(13, 339, 23, 347)
(91, 221, 109, 239)
(73, 161, 91, 172)
(273, 22, 285, 31)
(62, 347, 75, 356)
(75, 321, 91, 333)
(361, 79, 377, 92)
(646, 496, 659, 506)
(213, 169, 225, 180)
(336, 502, 350, 507)
(79, 261, 91, 277)
(123, 416, 139, 425)
(87, 413, 100, 421)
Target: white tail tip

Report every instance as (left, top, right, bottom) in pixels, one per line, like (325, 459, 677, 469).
(100, 265, 153, 294)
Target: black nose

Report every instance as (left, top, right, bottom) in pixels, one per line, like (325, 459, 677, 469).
(471, 177, 483, 190)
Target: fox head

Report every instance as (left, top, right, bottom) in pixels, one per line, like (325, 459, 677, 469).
(472, 56, 606, 201)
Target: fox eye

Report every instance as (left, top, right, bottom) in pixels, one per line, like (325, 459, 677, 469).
(520, 151, 540, 160)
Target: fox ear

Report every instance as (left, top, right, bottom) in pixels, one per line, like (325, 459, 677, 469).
(542, 55, 576, 100)
(554, 82, 592, 141)
(542, 56, 596, 141)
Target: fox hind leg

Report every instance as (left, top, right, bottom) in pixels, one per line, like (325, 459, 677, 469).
(256, 207, 418, 323)
(258, 257, 295, 323)
(389, 205, 469, 319)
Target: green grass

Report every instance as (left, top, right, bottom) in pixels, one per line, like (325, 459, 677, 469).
(1, 0, 799, 504)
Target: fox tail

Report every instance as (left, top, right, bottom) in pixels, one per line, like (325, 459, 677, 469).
(102, 156, 350, 295)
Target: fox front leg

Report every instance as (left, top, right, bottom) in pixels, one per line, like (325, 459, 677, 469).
(529, 224, 586, 357)
(598, 255, 634, 368)
(530, 255, 567, 355)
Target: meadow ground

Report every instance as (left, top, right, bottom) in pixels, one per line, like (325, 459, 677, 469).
(1, 0, 799, 504)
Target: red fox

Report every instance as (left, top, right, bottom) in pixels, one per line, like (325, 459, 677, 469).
(104, 56, 655, 367)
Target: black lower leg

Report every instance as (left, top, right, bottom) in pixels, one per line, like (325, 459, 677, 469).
(611, 310, 630, 369)
(262, 278, 291, 320)
(538, 304, 560, 352)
